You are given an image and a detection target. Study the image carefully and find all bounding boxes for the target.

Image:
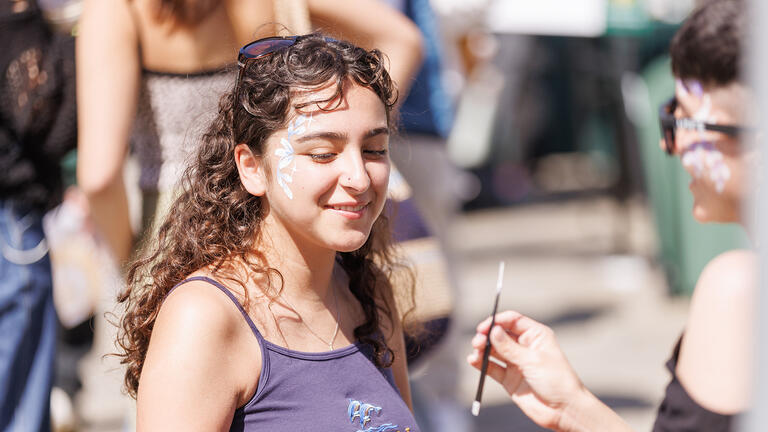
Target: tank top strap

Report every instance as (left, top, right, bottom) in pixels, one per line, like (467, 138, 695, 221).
(168, 276, 266, 343)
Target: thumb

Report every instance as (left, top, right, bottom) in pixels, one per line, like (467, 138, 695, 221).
(490, 325, 528, 366)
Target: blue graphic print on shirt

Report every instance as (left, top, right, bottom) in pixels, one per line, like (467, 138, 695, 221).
(347, 399, 413, 432)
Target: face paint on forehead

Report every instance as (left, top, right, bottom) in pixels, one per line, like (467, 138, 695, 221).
(676, 79, 715, 122)
(274, 114, 313, 200)
(677, 79, 704, 98)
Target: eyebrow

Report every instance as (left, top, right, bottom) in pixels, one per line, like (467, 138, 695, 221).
(293, 127, 390, 143)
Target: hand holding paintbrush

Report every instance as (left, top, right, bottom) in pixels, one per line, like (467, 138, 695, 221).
(467, 310, 633, 431)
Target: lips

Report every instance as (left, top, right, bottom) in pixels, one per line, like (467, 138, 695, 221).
(329, 204, 366, 212)
(325, 202, 370, 219)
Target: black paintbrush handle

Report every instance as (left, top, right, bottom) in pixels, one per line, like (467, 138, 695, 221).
(473, 293, 500, 405)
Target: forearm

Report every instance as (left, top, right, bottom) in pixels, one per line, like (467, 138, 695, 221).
(307, 0, 424, 99)
(76, 0, 139, 265)
(83, 175, 133, 264)
(374, 35, 423, 101)
(558, 389, 635, 432)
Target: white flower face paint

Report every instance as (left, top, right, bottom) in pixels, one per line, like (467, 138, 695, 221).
(676, 80, 732, 194)
(274, 114, 311, 200)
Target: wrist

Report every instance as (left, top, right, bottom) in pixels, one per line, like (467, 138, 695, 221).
(557, 387, 633, 432)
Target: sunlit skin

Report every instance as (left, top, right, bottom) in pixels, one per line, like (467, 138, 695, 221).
(666, 81, 756, 224)
(237, 81, 391, 256)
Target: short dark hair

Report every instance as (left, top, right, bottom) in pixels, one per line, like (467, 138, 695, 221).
(670, 0, 746, 86)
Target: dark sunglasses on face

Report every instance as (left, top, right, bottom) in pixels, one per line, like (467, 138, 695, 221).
(658, 97, 751, 155)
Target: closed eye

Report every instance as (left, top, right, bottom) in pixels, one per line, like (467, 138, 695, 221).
(363, 149, 388, 159)
(308, 153, 336, 162)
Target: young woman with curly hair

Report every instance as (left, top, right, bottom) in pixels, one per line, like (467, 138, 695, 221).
(116, 34, 420, 431)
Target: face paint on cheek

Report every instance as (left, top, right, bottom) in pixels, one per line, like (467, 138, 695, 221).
(275, 137, 295, 200)
(682, 144, 707, 178)
(681, 142, 732, 194)
(273, 114, 313, 200)
(710, 160, 731, 194)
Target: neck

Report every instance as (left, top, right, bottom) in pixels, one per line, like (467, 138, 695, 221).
(739, 212, 755, 244)
(258, 211, 337, 305)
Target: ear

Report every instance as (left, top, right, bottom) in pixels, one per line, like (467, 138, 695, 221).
(234, 143, 267, 196)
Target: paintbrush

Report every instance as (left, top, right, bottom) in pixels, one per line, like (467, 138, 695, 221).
(471, 261, 505, 417)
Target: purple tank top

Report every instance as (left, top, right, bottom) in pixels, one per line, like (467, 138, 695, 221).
(172, 277, 421, 432)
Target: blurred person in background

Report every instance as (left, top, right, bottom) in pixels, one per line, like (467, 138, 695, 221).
(117, 34, 420, 430)
(76, 0, 423, 266)
(468, 1, 753, 431)
(0, 0, 77, 430)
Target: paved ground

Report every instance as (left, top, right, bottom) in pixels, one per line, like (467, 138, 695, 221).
(70, 195, 689, 431)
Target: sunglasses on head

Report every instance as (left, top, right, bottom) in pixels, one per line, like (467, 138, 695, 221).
(234, 36, 301, 115)
(234, 35, 337, 119)
(237, 36, 302, 67)
(658, 97, 749, 155)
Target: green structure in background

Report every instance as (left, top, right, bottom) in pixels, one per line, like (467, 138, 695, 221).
(61, 149, 78, 188)
(606, 0, 652, 36)
(636, 56, 748, 295)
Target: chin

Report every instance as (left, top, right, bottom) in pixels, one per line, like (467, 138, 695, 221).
(692, 203, 735, 224)
(692, 206, 711, 223)
(330, 231, 371, 253)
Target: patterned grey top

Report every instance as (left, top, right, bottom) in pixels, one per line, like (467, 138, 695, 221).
(132, 67, 236, 192)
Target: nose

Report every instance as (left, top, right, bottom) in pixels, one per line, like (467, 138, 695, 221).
(339, 151, 371, 193)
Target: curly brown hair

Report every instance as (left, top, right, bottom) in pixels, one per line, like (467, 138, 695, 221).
(116, 34, 414, 398)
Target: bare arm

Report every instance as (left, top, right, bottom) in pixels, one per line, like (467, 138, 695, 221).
(137, 281, 260, 430)
(468, 311, 634, 432)
(76, 0, 138, 263)
(677, 249, 756, 413)
(307, 0, 424, 100)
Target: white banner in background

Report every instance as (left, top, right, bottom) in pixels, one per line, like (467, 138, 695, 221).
(486, 0, 608, 37)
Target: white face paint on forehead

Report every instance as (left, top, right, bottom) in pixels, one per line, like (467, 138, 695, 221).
(274, 114, 312, 200)
(676, 79, 732, 194)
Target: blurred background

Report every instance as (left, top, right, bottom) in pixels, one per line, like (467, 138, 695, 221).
(8, 0, 751, 431)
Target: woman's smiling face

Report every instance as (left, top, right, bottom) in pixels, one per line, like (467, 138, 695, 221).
(258, 81, 391, 253)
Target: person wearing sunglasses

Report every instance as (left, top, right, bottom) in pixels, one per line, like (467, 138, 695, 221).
(115, 34, 422, 431)
(467, 1, 755, 431)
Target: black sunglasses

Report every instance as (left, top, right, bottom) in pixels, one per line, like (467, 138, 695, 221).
(237, 36, 302, 67)
(658, 97, 750, 155)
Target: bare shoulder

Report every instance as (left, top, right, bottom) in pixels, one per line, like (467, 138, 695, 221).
(157, 279, 244, 338)
(144, 278, 255, 386)
(137, 278, 262, 429)
(695, 249, 757, 301)
(677, 249, 756, 414)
